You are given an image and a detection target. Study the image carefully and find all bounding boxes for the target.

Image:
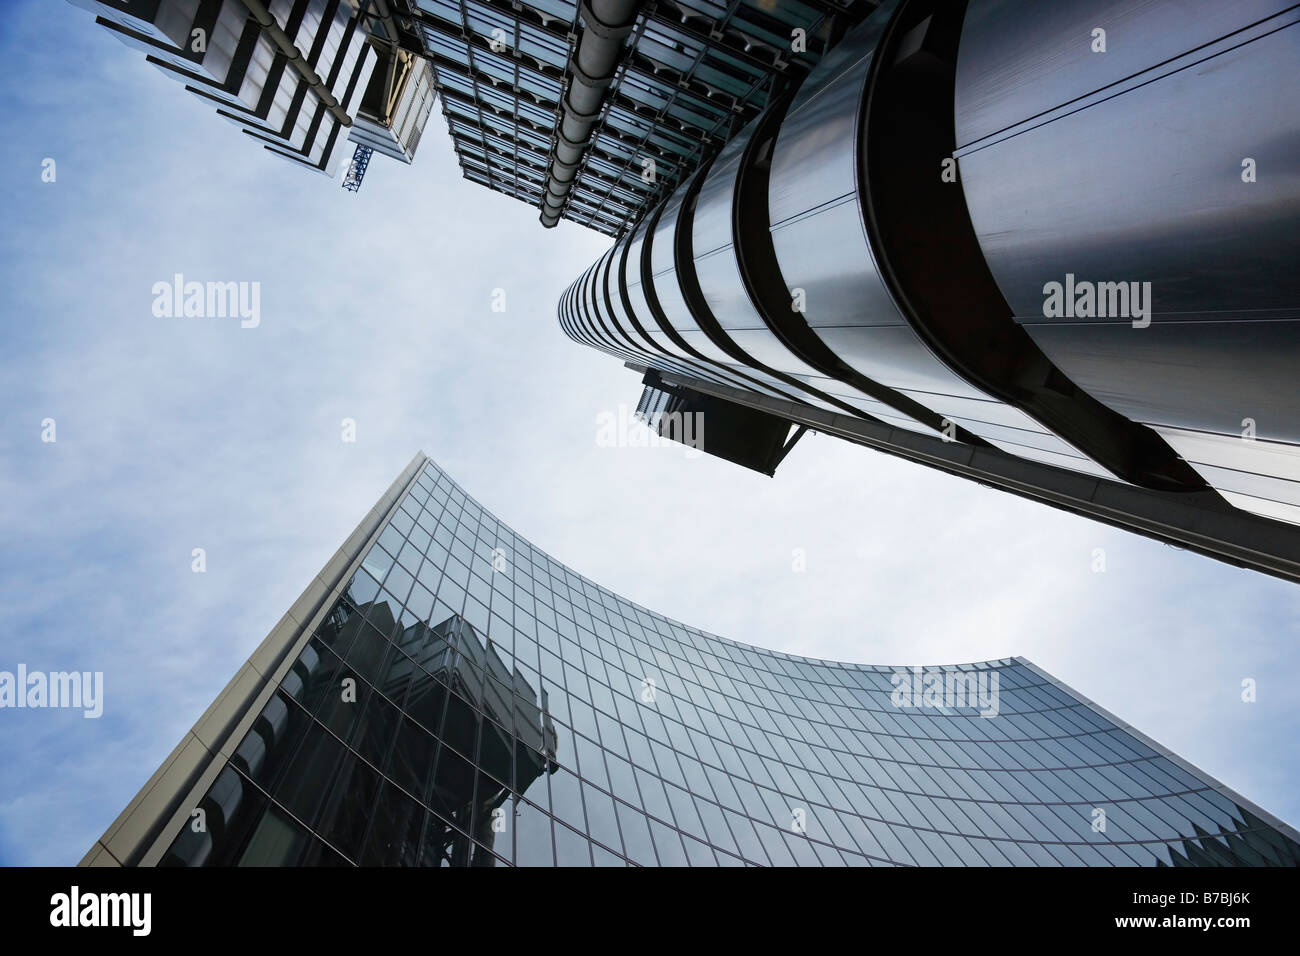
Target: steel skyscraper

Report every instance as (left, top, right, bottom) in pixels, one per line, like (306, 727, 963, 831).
(72, 4, 1300, 583)
(561, 0, 1300, 583)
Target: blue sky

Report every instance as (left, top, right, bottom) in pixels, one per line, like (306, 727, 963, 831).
(0, 1, 1297, 866)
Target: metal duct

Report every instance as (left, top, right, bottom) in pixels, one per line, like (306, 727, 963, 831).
(539, 0, 641, 228)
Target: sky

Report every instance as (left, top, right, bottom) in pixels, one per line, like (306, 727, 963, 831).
(0, 1, 1296, 866)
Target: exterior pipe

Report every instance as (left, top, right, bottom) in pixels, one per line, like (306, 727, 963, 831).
(243, 0, 353, 127)
(540, 0, 641, 227)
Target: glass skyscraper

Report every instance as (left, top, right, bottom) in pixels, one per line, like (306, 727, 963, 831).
(82, 453, 1300, 867)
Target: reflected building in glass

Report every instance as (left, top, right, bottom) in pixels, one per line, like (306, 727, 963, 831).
(83, 452, 1300, 866)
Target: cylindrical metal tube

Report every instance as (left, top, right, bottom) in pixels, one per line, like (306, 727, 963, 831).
(540, 0, 641, 227)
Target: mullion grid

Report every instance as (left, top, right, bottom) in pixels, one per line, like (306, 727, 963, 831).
(174, 458, 1287, 867)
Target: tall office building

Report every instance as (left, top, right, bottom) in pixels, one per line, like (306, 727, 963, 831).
(561, 0, 1300, 584)
(69, 0, 847, 204)
(82, 453, 1300, 866)
(73, 2, 1300, 579)
(69, 0, 436, 179)
(406, 0, 866, 233)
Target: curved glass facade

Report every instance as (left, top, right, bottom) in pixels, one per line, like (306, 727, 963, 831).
(154, 456, 1300, 866)
(561, 0, 1300, 528)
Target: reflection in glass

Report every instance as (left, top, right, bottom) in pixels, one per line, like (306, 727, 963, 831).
(160, 461, 1300, 867)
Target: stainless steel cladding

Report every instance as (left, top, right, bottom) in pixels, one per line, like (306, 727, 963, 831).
(559, 0, 1300, 528)
(955, 0, 1300, 522)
